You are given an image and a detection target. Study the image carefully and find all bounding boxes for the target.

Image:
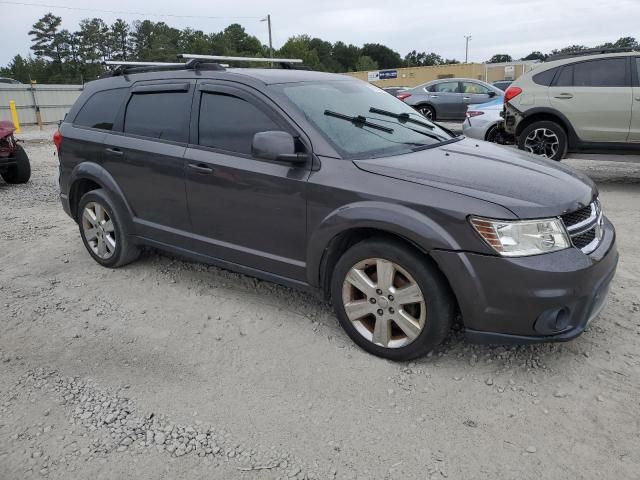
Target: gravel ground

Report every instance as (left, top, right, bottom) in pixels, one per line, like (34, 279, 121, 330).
(0, 133, 639, 480)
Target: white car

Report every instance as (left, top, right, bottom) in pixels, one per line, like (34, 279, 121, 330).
(462, 97, 504, 143)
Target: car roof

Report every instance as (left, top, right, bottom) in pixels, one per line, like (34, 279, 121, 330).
(534, 51, 639, 71)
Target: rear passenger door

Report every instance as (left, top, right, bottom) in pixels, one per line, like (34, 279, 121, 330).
(104, 81, 194, 246)
(460, 81, 495, 110)
(548, 57, 632, 142)
(183, 82, 310, 281)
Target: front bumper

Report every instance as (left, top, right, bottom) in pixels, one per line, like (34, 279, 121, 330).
(432, 216, 618, 344)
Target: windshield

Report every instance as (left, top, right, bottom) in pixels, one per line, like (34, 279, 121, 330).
(272, 80, 455, 159)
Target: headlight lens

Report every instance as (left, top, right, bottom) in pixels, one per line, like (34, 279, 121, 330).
(470, 216, 570, 257)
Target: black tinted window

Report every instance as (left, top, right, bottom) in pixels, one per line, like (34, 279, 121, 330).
(573, 58, 627, 87)
(74, 88, 127, 130)
(124, 91, 190, 142)
(533, 68, 557, 86)
(198, 92, 280, 155)
(555, 66, 573, 87)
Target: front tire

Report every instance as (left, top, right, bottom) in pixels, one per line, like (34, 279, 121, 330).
(1, 144, 31, 184)
(77, 189, 139, 268)
(518, 120, 568, 160)
(330, 238, 455, 361)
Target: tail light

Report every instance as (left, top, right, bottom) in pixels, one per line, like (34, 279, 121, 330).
(504, 86, 522, 104)
(53, 130, 62, 151)
(397, 92, 411, 101)
(466, 111, 485, 118)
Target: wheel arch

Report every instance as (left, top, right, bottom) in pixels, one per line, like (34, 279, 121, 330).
(515, 108, 578, 146)
(68, 162, 133, 227)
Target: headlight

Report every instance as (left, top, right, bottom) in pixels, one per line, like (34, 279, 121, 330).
(470, 216, 570, 257)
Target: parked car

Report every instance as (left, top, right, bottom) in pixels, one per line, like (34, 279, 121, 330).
(0, 77, 22, 84)
(462, 97, 506, 143)
(0, 120, 30, 183)
(56, 57, 618, 361)
(492, 80, 512, 91)
(381, 86, 411, 98)
(401, 78, 503, 121)
(503, 49, 640, 160)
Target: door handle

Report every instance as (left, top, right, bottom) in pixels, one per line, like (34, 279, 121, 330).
(104, 147, 123, 156)
(430, 95, 439, 98)
(187, 163, 213, 174)
(554, 93, 574, 99)
(463, 96, 472, 100)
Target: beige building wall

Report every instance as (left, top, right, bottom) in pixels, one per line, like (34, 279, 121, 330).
(346, 62, 537, 88)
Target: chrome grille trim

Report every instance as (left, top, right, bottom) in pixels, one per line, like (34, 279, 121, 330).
(560, 200, 603, 254)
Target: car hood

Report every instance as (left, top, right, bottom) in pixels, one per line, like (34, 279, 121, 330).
(353, 138, 597, 219)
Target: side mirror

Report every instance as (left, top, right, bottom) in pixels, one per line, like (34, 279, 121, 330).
(487, 91, 497, 98)
(252, 131, 308, 164)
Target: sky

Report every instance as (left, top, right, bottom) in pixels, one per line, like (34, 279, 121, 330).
(1, 0, 639, 66)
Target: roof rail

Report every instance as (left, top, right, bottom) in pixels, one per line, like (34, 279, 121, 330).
(178, 54, 303, 64)
(546, 47, 637, 61)
(103, 61, 186, 67)
(99, 59, 226, 78)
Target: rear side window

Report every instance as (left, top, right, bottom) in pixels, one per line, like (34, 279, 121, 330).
(532, 68, 557, 86)
(573, 58, 627, 87)
(555, 66, 573, 87)
(198, 92, 280, 155)
(73, 88, 127, 130)
(124, 91, 190, 143)
(431, 81, 460, 93)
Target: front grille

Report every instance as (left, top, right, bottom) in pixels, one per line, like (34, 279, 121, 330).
(560, 200, 602, 254)
(561, 204, 593, 228)
(571, 228, 596, 249)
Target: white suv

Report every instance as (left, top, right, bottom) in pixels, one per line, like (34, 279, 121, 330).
(502, 50, 640, 160)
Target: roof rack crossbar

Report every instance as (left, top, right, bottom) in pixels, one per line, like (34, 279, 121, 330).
(178, 54, 303, 64)
(103, 61, 187, 67)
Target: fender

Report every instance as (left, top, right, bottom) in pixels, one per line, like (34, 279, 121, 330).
(68, 162, 134, 230)
(306, 201, 461, 287)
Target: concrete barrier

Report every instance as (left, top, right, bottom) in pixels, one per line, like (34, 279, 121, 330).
(0, 84, 83, 126)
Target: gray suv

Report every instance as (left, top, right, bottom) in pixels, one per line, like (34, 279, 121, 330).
(56, 57, 618, 360)
(503, 50, 640, 160)
(401, 78, 503, 121)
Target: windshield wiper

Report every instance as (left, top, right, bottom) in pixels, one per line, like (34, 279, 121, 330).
(369, 107, 434, 130)
(324, 110, 394, 133)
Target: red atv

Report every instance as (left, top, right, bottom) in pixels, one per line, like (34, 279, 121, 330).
(0, 121, 30, 184)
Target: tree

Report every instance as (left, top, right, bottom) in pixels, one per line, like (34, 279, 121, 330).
(487, 54, 513, 63)
(360, 43, 402, 69)
(404, 50, 444, 67)
(354, 55, 378, 71)
(521, 51, 547, 61)
(550, 45, 588, 56)
(78, 18, 110, 63)
(28, 13, 63, 62)
(109, 19, 130, 60)
(332, 41, 360, 71)
(596, 36, 638, 50)
(278, 35, 321, 70)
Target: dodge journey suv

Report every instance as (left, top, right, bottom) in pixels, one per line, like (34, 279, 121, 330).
(56, 56, 618, 360)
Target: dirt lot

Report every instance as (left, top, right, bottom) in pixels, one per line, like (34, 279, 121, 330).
(1, 134, 639, 480)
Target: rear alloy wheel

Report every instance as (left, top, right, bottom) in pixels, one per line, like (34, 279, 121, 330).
(331, 238, 455, 360)
(81, 201, 117, 260)
(416, 105, 435, 121)
(518, 120, 568, 161)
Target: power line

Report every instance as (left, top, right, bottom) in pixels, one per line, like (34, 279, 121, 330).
(0, 1, 262, 20)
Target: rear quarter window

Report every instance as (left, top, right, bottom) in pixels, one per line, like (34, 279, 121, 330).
(73, 88, 128, 130)
(532, 68, 557, 86)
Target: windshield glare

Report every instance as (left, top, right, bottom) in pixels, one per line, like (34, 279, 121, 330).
(274, 80, 454, 159)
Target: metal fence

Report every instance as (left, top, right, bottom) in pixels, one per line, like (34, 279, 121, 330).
(0, 84, 83, 125)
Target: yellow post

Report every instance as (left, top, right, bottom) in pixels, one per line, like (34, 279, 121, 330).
(9, 100, 21, 134)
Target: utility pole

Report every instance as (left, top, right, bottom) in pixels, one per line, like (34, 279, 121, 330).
(464, 34, 472, 63)
(261, 14, 273, 62)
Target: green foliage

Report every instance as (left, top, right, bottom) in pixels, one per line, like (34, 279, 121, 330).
(487, 54, 513, 63)
(5, 13, 639, 84)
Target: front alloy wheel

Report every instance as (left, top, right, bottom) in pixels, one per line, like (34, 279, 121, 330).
(417, 105, 434, 120)
(81, 201, 116, 260)
(342, 258, 426, 348)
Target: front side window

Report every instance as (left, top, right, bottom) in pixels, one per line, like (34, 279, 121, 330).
(198, 92, 280, 155)
(274, 80, 453, 159)
(462, 82, 490, 95)
(74, 88, 127, 130)
(124, 91, 190, 143)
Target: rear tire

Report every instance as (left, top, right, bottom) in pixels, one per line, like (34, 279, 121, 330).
(330, 237, 455, 361)
(416, 104, 436, 121)
(1, 144, 31, 184)
(77, 188, 140, 268)
(518, 120, 568, 161)
(485, 125, 499, 143)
